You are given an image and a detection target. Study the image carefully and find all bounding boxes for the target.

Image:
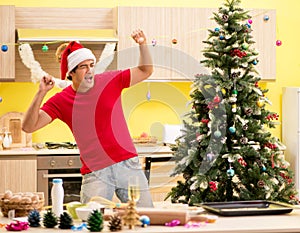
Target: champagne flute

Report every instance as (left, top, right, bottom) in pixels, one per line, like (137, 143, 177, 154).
(128, 176, 140, 202)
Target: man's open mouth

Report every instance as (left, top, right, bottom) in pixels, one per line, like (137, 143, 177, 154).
(84, 75, 93, 82)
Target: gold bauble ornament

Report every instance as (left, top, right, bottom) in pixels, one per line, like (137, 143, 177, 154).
(256, 100, 264, 107)
(232, 104, 237, 112)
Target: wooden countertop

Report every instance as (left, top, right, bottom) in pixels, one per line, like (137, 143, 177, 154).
(0, 209, 300, 233)
(0, 145, 173, 156)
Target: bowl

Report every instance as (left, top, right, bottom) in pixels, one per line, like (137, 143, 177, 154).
(75, 203, 105, 221)
(75, 207, 94, 221)
(66, 201, 86, 219)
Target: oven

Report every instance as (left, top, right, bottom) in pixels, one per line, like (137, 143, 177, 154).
(37, 154, 82, 206)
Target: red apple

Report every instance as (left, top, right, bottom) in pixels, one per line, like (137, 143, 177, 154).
(140, 132, 148, 138)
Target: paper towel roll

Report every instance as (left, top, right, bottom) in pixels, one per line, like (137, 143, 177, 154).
(163, 124, 183, 144)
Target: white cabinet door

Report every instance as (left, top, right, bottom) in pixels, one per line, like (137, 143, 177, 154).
(282, 87, 300, 195)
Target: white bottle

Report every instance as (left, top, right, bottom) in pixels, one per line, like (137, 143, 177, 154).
(51, 178, 64, 217)
(2, 132, 11, 149)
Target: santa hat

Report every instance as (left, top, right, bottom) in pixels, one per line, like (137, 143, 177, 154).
(60, 41, 96, 80)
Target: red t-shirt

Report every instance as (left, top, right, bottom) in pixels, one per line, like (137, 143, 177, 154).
(41, 69, 138, 174)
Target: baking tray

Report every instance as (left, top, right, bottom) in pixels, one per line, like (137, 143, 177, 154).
(198, 200, 294, 216)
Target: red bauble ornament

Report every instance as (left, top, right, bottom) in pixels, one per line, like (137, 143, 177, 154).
(276, 40, 282, 46)
(201, 119, 209, 124)
(213, 95, 221, 103)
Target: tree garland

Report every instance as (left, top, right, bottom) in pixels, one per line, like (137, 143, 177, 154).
(18, 42, 116, 89)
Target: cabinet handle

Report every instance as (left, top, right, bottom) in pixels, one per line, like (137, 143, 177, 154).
(50, 160, 56, 167)
(68, 159, 74, 166)
(43, 173, 82, 178)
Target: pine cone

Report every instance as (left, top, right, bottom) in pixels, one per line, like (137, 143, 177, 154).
(87, 209, 103, 232)
(27, 209, 41, 227)
(108, 214, 123, 232)
(43, 209, 58, 228)
(59, 212, 74, 229)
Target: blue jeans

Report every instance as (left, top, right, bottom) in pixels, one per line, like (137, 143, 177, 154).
(80, 156, 154, 207)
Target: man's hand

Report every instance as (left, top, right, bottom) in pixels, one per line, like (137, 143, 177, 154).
(131, 29, 146, 45)
(40, 75, 55, 92)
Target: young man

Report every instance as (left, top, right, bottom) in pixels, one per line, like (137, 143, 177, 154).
(22, 29, 154, 207)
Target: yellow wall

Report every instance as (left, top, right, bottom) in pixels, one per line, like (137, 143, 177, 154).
(0, 81, 192, 142)
(1, 0, 300, 143)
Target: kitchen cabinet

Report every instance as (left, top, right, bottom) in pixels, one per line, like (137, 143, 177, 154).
(115, 7, 173, 79)
(0, 155, 37, 193)
(115, 7, 276, 81)
(282, 87, 300, 197)
(115, 6, 204, 81)
(0, 6, 15, 81)
(0, 6, 275, 82)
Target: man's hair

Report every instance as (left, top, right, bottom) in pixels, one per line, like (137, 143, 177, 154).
(55, 43, 69, 63)
(56, 42, 74, 80)
(67, 66, 78, 80)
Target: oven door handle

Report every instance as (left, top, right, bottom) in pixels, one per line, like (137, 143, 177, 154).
(43, 173, 82, 178)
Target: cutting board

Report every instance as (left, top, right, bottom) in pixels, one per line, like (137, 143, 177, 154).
(0, 112, 32, 148)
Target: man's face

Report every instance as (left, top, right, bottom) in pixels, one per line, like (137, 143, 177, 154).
(70, 59, 95, 92)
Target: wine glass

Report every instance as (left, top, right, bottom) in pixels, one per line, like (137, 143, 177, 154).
(128, 176, 140, 203)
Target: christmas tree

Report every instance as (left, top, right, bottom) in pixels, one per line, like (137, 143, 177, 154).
(122, 200, 141, 229)
(167, 0, 298, 205)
